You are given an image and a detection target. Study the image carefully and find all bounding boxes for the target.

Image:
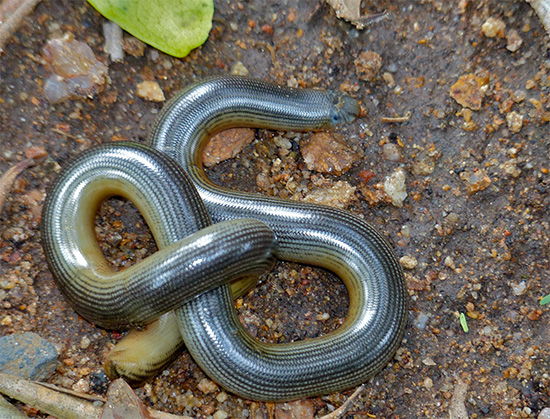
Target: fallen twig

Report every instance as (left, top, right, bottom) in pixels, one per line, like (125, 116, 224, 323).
(0, 394, 28, 418)
(0, 373, 190, 419)
(0, 373, 102, 419)
(0, 0, 42, 52)
(380, 111, 412, 123)
(318, 384, 366, 419)
(0, 158, 35, 213)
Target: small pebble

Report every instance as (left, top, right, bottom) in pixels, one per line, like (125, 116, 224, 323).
(511, 90, 526, 103)
(384, 168, 407, 207)
(202, 128, 255, 167)
(216, 392, 228, 403)
(422, 357, 436, 366)
(25, 146, 48, 159)
(354, 50, 382, 82)
(300, 133, 361, 175)
(506, 29, 523, 52)
(275, 400, 315, 419)
(197, 378, 218, 394)
(301, 180, 357, 209)
(73, 378, 90, 393)
(213, 410, 229, 419)
(231, 61, 249, 76)
(501, 159, 521, 178)
(80, 336, 91, 349)
(136, 81, 165, 102)
(382, 143, 401, 161)
(42, 33, 108, 103)
(316, 312, 330, 321)
(382, 72, 396, 87)
(481, 17, 506, 38)
(511, 281, 527, 296)
(400, 255, 418, 270)
(450, 74, 487, 110)
(412, 152, 435, 175)
(459, 169, 491, 194)
(538, 407, 550, 419)
(444, 256, 456, 269)
(123, 36, 146, 57)
(423, 377, 434, 389)
(506, 111, 523, 133)
(414, 312, 430, 330)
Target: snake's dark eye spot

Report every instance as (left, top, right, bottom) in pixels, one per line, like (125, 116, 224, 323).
(331, 114, 341, 124)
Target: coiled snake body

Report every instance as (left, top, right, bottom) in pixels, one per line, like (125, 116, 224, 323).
(42, 77, 406, 401)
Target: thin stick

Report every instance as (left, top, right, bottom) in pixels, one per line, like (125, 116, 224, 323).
(0, 0, 42, 52)
(318, 384, 366, 419)
(380, 111, 412, 123)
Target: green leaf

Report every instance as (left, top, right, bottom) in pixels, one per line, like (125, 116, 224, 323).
(88, 0, 213, 57)
(459, 313, 469, 333)
(540, 294, 550, 306)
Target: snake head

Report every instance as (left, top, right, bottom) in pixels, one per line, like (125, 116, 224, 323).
(328, 91, 360, 125)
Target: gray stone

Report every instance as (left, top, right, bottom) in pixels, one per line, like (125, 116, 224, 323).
(0, 332, 58, 380)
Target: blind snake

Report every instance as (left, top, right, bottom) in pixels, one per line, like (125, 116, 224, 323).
(42, 76, 406, 401)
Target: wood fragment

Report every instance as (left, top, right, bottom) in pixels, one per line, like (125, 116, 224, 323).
(0, 158, 34, 213)
(0, 394, 28, 418)
(0, 0, 42, 52)
(318, 384, 366, 419)
(0, 373, 102, 419)
(0, 374, 191, 419)
(380, 111, 412, 123)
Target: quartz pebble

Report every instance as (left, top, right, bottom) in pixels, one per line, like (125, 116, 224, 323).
(301, 180, 356, 209)
(42, 33, 108, 103)
(213, 410, 229, 419)
(384, 168, 407, 207)
(382, 143, 401, 161)
(506, 29, 523, 52)
(197, 378, 218, 394)
(412, 152, 436, 175)
(511, 281, 527, 296)
(444, 256, 456, 269)
(400, 255, 418, 270)
(231, 61, 249, 76)
(481, 17, 506, 38)
(506, 111, 523, 133)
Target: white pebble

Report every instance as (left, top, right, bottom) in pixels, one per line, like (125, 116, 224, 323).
(399, 255, 418, 270)
(511, 281, 527, 296)
(384, 168, 407, 207)
(197, 378, 218, 394)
